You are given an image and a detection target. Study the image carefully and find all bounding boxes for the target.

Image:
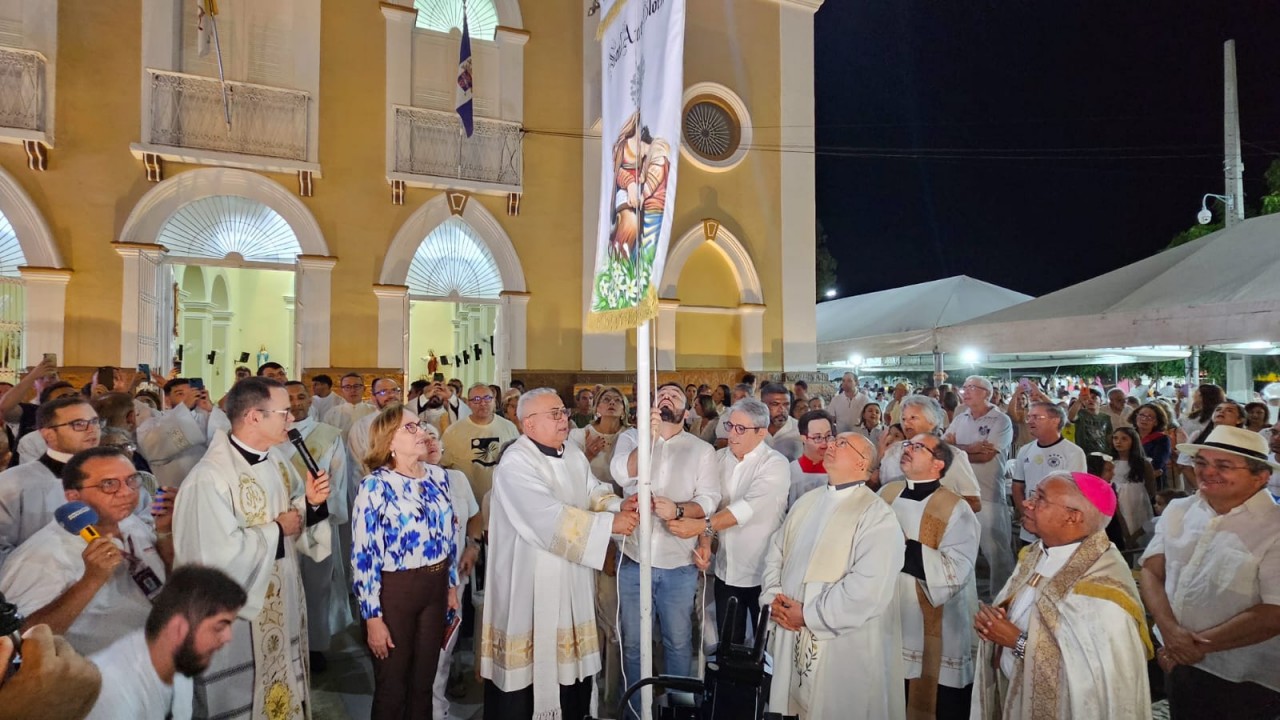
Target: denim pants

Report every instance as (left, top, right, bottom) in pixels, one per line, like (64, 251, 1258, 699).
(617, 556, 699, 719)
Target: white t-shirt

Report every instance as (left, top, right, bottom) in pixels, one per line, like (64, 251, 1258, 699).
(1011, 437, 1087, 541)
(946, 406, 1014, 502)
(87, 629, 193, 720)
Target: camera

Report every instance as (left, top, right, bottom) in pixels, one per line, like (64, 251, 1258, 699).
(596, 597, 797, 720)
(1196, 207, 1213, 225)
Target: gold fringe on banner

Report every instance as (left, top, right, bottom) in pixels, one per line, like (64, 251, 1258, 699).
(595, 0, 627, 41)
(585, 287, 658, 333)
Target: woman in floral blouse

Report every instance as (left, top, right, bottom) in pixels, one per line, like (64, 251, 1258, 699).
(352, 403, 459, 719)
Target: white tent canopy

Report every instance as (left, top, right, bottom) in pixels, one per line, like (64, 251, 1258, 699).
(817, 275, 1031, 363)
(937, 213, 1280, 355)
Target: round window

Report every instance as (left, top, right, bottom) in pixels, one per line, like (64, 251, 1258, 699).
(682, 96, 741, 164)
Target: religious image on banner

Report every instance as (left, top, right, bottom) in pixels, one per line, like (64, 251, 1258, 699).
(587, 0, 686, 331)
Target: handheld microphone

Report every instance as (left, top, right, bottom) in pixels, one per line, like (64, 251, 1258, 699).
(287, 429, 321, 478)
(54, 501, 101, 542)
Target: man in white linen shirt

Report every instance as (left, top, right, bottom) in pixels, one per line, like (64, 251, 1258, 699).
(480, 388, 639, 720)
(762, 431, 905, 720)
(1011, 402, 1087, 544)
(826, 372, 870, 434)
(945, 375, 1015, 596)
(1140, 425, 1280, 719)
(86, 565, 245, 720)
(612, 382, 720, 719)
(704, 397, 790, 645)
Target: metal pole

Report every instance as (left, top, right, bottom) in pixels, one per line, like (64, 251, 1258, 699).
(932, 349, 945, 386)
(209, 14, 231, 129)
(1224, 39, 1244, 228)
(635, 320, 654, 719)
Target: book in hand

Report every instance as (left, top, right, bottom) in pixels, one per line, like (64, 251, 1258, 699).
(442, 609, 461, 650)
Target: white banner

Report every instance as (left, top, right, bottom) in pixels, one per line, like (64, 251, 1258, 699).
(587, 0, 686, 332)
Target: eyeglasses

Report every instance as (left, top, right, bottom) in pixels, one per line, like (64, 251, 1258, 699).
(1026, 490, 1081, 514)
(723, 421, 763, 436)
(47, 417, 105, 432)
(834, 437, 867, 458)
(341, 384, 364, 391)
(256, 408, 291, 419)
(901, 440, 944, 460)
(1191, 457, 1250, 474)
(374, 388, 402, 398)
(80, 473, 142, 495)
(528, 408, 572, 420)
(1026, 414, 1054, 421)
(961, 384, 989, 393)
(805, 433, 835, 443)
(468, 395, 495, 404)
(401, 421, 434, 434)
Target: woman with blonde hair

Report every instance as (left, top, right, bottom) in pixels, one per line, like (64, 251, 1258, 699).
(352, 403, 460, 719)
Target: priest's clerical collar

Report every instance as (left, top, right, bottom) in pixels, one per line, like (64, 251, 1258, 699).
(530, 437, 565, 458)
(45, 448, 74, 463)
(828, 479, 866, 492)
(229, 434, 270, 465)
(902, 477, 940, 500)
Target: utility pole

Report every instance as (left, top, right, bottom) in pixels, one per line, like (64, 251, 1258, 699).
(1224, 39, 1244, 228)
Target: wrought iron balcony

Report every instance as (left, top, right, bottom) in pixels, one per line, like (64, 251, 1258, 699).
(0, 47, 46, 134)
(147, 69, 309, 162)
(393, 105, 522, 191)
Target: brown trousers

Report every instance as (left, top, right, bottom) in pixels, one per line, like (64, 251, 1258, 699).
(370, 560, 450, 720)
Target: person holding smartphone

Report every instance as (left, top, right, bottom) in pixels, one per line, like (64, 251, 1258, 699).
(135, 378, 230, 488)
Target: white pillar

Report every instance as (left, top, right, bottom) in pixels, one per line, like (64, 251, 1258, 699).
(777, 0, 823, 371)
(494, 27, 529, 124)
(296, 255, 335, 370)
(656, 300, 678, 371)
(18, 267, 70, 362)
(740, 304, 766, 372)
(113, 243, 166, 367)
(500, 291, 529, 377)
(382, 1, 416, 175)
(374, 284, 409, 370)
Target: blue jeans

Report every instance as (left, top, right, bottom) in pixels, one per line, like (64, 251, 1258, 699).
(617, 556, 699, 719)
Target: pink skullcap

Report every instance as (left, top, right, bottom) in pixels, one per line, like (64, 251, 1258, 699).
(1070, 472, 1116, 517)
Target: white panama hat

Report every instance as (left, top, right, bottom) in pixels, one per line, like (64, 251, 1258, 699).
(1176, 424, 1280, 471)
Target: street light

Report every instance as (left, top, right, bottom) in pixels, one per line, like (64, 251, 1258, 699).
(1198, 193, 1233, 225)
(824, 288, 837, 299)
(960, 348, 980, 365)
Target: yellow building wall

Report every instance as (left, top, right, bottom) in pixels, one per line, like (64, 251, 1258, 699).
(0, 0, 791, 373)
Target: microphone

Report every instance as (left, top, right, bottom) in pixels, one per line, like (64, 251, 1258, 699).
(287, 429, 321, 478)
(54, 501, 101, 542)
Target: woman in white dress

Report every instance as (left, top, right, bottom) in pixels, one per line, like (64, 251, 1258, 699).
(1102, 426, 1155, 549)
(566, 386, 629, 493)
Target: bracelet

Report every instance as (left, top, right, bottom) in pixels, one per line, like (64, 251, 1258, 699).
(155, 531, 172, 539)
(675, 503, 685, 520)
(1013, 632, 1028, 659)
(703, 518, 716, 537)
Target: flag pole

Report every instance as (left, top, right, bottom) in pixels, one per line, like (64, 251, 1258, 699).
(208, 10, 231, 129)
(636, 318, 654, 720)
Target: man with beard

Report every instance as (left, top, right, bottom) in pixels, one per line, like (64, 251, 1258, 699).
(415, 380, 452, 434)
(760, 383, 803, 462)
(86, 566, 246, 720)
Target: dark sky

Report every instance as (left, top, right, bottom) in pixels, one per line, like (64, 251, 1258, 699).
(813, 1, 1280, 298)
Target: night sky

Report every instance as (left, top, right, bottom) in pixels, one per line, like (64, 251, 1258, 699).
(813, 1, 1280, 298)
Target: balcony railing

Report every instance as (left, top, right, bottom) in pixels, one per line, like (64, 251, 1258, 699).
(394, 106, 522, 189)
(0, 47, 46, 133)
(148, 69, 309, 161)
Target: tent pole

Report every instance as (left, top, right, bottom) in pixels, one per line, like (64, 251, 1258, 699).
(932, 349, 945, 386)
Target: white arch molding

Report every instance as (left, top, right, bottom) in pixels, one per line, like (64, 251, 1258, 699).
(114, 168, 336, 370)
(379, 194, 527, 384)
(657, 220, 766, 371)
(0, 166, 70, 362)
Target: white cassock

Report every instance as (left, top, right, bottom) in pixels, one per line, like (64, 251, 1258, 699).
(345, 411, 379, 477)
(15, 430, 46, 464)
(308, 393, 342, 422)
(880, 480, 980, 703)
(879, 442, 983, 511)
(0, 455, 64, 567)
(280, 416, 354, 652)
(971, 531, 1152, 720)
(173, 431, 330, 720)
(136, 404, 230, 488)
(320, 401, 376, 436)
(762, 482, 906, 720)
(480, 435, 621, 719)
(434, 466, 480, 720)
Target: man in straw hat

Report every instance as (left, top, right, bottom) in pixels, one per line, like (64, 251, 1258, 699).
(970, 471, 1152, 719)
(1140, 425, 1280, 719)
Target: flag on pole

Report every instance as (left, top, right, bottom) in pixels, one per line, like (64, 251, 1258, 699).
(586, 0, 687, 332)
(196, 0, 218, 57)
(455, 6, 475, 138)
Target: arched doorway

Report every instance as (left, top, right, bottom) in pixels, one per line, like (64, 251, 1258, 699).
(380, 193, 526, 385)
(0, 166, 68, 373)
(115, 168, 334, 376)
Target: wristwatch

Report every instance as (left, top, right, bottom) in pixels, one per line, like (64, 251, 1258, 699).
(1013, 632, 1028, 660)
(703, 518, 716, 537)
(674, 503, 685, 520)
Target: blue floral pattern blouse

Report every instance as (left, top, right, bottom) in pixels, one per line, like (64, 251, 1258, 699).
(352, 465, 458, 619)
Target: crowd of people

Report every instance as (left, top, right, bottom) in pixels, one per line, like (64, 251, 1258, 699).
(0, 362, 1274, 720)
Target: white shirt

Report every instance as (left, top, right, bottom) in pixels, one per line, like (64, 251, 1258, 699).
(1000, 540, 1082, 679)
(764, 416, 803, 462)
(87, 629, 193, 720)
(1140, 490, 1280, 690)
(0, 515, 165, 655)
(610, 429, 721, 570)
(827, 391, 871, 434)
(787, 458, 827, 509)
(1011, 437, 1087, 542)
(712, 442, 790, 587)
(946, 405, 1014, 502)
(309, 392, 343, 421)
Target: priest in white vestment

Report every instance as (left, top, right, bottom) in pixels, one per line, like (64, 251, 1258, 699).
(346, 378, 402, 476)
(880, 433, 981, 720)
(173, 378, 332, 720)
(879, 396, 982, 513)
(136, 379, 230, 489)
(763, 432, 906, 720)
(281, 381, 354, 664)
(480, 388, 639, 720)
(0, 396, 102, 567)
(972, 471, 1152, 720)
(320, 373, 377, 435)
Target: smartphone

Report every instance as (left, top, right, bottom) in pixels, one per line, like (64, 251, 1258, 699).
(42, 353, 56, 366)
(138, 363, 151, 378)
(96, 366, 116, 387)
(1018, 378, 1032, 394)
(433, 372, 445, 382)
(189, 377, 205, 391)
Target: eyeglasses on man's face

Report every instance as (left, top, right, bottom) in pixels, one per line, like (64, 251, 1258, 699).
(256, 408, 291, 420)
(80, 473, 142, 495)
(528, 407, 572, 420)
(722, 421, 763, 436)
(1026, 489, 1081, 514)
(805, 433, 834, 444)
(833, 437, 867, 458)
(48, 417, 105, 433)
(468, 394, 495, 404)
(374, 387, 402, 398)
(1191, 457, 1250, 474)
(341, 383, 364, 391)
